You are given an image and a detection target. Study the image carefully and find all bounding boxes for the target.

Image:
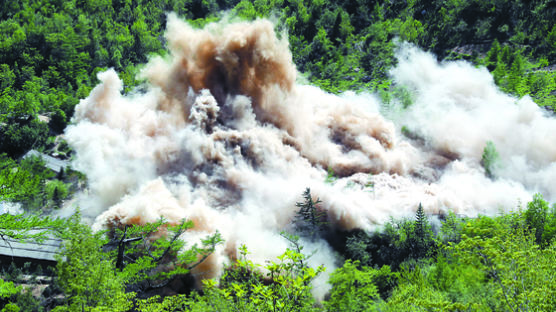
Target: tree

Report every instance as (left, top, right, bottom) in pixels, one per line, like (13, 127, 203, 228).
(46, 180, 68, 209)
(53, 215, 135, 312)
(107, 219, 222, 292)
(0, 280, 20, 299)
(0, 280, 21, 310)
(438, 211, 464, 245)
(0, 212, 67, 242)
(415, 203, 426, 238)
(401, 203, 436, 261)
(485, 39, 501, 71)
(1, 154, 55, 210)
(453, 215, 556, 311)
(381, 260, 484, 312)
(345, 231, 373, 267)
(0, 118, 49, 157)
(136, 233, 324, 312)
(344, 216, 435, 271)
(52, 187, 61, 209)
(294, 188, 327, 240)
(54, 214, 222, 310)
(481, 141, 500, 179)
(325, 260, 395, 311)
(48, 109, 67, 134)
(524, 193, 551, 246)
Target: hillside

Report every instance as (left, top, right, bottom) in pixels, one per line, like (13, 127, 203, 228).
(1, 1, 556, 311)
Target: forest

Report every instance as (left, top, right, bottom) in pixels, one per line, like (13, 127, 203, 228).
(1, 0, 556, 311)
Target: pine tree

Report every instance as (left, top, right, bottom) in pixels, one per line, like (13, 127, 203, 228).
(415, 203, 426, 238)
(56, 167, 64, 180)
(403, 203, 436, 260)
(294, 188, 327, 240)
(52, 185, 64, 209)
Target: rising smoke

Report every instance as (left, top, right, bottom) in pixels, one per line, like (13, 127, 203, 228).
(65, 14, 556, 298)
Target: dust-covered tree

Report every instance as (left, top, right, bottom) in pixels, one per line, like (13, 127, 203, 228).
(294, 188, 328, 240)
(54, 213, 222, 310)
(135, 233, 324, 312)
(481, 141, 500, 179)
(107, 218, 222, 293)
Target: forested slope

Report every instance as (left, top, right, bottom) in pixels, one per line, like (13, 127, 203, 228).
(1, 1, 556, 311)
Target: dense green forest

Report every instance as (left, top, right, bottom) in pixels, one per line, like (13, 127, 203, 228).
(1, 0, 556, 311)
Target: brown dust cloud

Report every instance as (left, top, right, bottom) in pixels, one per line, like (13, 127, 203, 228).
(64, 14, 556, 297)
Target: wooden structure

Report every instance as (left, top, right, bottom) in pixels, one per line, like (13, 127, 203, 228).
(0, 232, 62, 270)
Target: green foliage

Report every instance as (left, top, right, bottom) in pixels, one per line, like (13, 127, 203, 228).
(358, 201, 556, 311)
(345, 222, 403, 270)
(483, 42, 556, 110)
(0, 209, 68, 310)
(381, 260, 485, 311)
(217, 237, 323, 311)
(481, 141, 500, 179)
(54, 214, 222, 310)
(344, 206, 437, 273)
(48, 109, 67, 134)
(324, 167, 337, 184)
(294, 188, 327, 240)
(401, 204, 437, 260)
(0, 118, 49, 157)
(524, 193, 556, 246)
(414, 203, 426, 238)
(0, 0, 244, 161)
(544, 204, 556, 248)
(0, 0, 553, 168)
(108, 219, 222, 289)
(0, 260, 51, 311)
(345, 231, 374, 267)
(426, 256, 493, 310)
(4, 287, 43, 312)
(1, 303, 20, 312)
(392, 85, 414, 109)
(0, 212, 67, 242)
(0, 154, 61, 210)
(54, 215, 135, 312)
(324, 260, 395, 311)
(45, 180, 69, 209)
(438, 211, 464, 245)
(0, 280, 21, 299)
(136, 234, 324, 312)
(452, 215, 556, 311)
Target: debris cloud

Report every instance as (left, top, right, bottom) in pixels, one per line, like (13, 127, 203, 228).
(65, 15, 556, 298)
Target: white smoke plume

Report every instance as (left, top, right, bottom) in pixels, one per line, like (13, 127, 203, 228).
(65, 15, 556, 298)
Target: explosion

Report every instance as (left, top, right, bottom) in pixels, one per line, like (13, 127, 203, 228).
(65, 14, 556, 298)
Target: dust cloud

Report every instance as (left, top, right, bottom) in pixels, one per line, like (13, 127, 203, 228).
(64, 15, 556, 298)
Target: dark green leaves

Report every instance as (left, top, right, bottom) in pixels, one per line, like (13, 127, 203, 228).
(294, 188, 328, 240)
